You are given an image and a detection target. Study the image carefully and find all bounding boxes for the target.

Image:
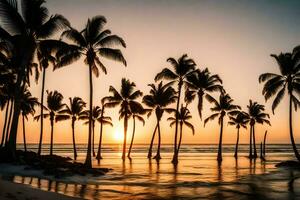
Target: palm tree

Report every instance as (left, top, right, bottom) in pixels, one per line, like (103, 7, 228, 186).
(143, 82, 177, 160)
(168, 105, 194, 159)
(155, 54, 196, 164)
(204, 92, 240, 162)
(20, 88, 38, 152)
(0, 0, 69, 158)
(96, 99, 113, 161)
(127, 105, 146, 159)
(37, 40, 68, 156)
(244, 100, 270, 159)
(58, 97, 86, 160)
(228, 111, 247, 158)
(259, 52, 300, 161)
(104, 78, 143, 160)
(57, 16, 126, 168)
(35, 90, 65, 156)
(186, 68, 224, 119)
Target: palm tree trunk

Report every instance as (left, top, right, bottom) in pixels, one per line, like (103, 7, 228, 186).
(147, 125, 158, 159)
(263, 131, 267, 156)
(288, 94, 300, 161)
(122, 112, 128, 160)
(50, 119, 54, 156)
(249, 125, 253, 159)
(253, 125, 257, 158)
(92, 121, 95, 157)
(127, 116, 136, 159)
(172, 81, 182, 164)
(154, 118, 162, 161)
(234, 128, 240, 159)
(96, 121, 104, 161)
(5, 99, 14, 146)
(84, 64, 93, 168)
(72, 119, 77, 160)
(22, 115, 27, 152)
(1, 101, 9, 147)
(217, 116, 224, 162)
(176, 121, 183, 156)
(38, 68, 46, 156)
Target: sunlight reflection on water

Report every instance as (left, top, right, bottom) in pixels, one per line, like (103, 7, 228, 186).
(1, 145, 300, 199)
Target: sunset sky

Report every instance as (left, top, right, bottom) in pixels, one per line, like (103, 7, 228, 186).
(6, 0, 300, 144)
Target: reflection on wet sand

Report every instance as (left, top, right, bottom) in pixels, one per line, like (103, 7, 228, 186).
(1, 153, 300, 199)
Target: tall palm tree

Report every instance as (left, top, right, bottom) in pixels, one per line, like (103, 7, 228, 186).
(20, 88, 38, 152)
(127, 106, 146, 159)
(155, 54, 196, 164)
(36, 40, 68, 156)
(96, 99, 113, 161)
(186, 68, 224, 119)
(228, 111, 247, 158)
(104, 78, 143, 160)
(244, 100, 270, 159)
(168, 105, 194, 159)
(34, 90, 65, 156)
(58, 97, 86, 160)
(259, 52, 300, 161)
(204, 92, 240, 162)
(0, 0, 69, 158)
(56, 16, 126, 168)
(143, 82, 177, 160)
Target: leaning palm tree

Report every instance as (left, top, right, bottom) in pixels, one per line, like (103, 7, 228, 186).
(228, 111, 248, 159)
(259, 51, 300, 161)
(95, 99, 113, 161)
(143, 82, 177, 160)
(0, 0, 69, 158)
(58, 97, 86, 160)
(56, 16, 126, 168)
(186, 68, 224, 119)
(127, 105, 146, 159)
(244, 100, 270, 159)
(168, 105, 194, 159)
(104, 78, 143, 160)
(155, 54, 196, 164)
(204, 92, 240, 162)
(34, 90, 65, 156)
(20, 88, 38, 152)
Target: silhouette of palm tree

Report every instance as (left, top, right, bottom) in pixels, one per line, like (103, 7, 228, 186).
(204, 92, 240, 162)
(186, 68, 224, 119)
(155, 54, 196, 164)
(127, 105, 146, 159)
(104, 78, 143, 160)
(58, 97, 86, 160)
(57, 16, 126, 168)
(35, 90, 66, 155)
(259, 51, 300, 161)
(244, 100, 270, 159)
(20, 88, 38, 152)
(168, 105, 194, 159)
(143, 82, 176, 160)
(228, 111, 247, 158)
(0, 0, 69, 158)
(95, 99, 113, 161)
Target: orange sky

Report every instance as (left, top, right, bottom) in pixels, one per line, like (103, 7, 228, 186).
(2, 0, 300, 145)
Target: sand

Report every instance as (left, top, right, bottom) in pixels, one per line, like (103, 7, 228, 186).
(0, 180, 83, 200)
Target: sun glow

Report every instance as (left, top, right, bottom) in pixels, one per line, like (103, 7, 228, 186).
(114, 128, 124, 142)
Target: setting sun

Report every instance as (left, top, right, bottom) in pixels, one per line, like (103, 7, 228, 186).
(114, 129, 124, 142)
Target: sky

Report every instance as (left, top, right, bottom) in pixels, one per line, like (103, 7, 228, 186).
(5, 0, 300, 145)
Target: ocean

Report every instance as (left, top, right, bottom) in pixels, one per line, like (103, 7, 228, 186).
(0, 144, 299, 200)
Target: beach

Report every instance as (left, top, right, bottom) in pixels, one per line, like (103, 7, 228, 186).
(0, 144, 299, 200)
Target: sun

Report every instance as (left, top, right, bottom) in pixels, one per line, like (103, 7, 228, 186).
(114, 129, 124, 142)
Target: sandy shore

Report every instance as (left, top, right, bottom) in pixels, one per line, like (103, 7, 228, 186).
(0, 180, 83, 200)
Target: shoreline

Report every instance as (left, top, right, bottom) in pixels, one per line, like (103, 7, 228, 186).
(0, 179, 82, 200)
